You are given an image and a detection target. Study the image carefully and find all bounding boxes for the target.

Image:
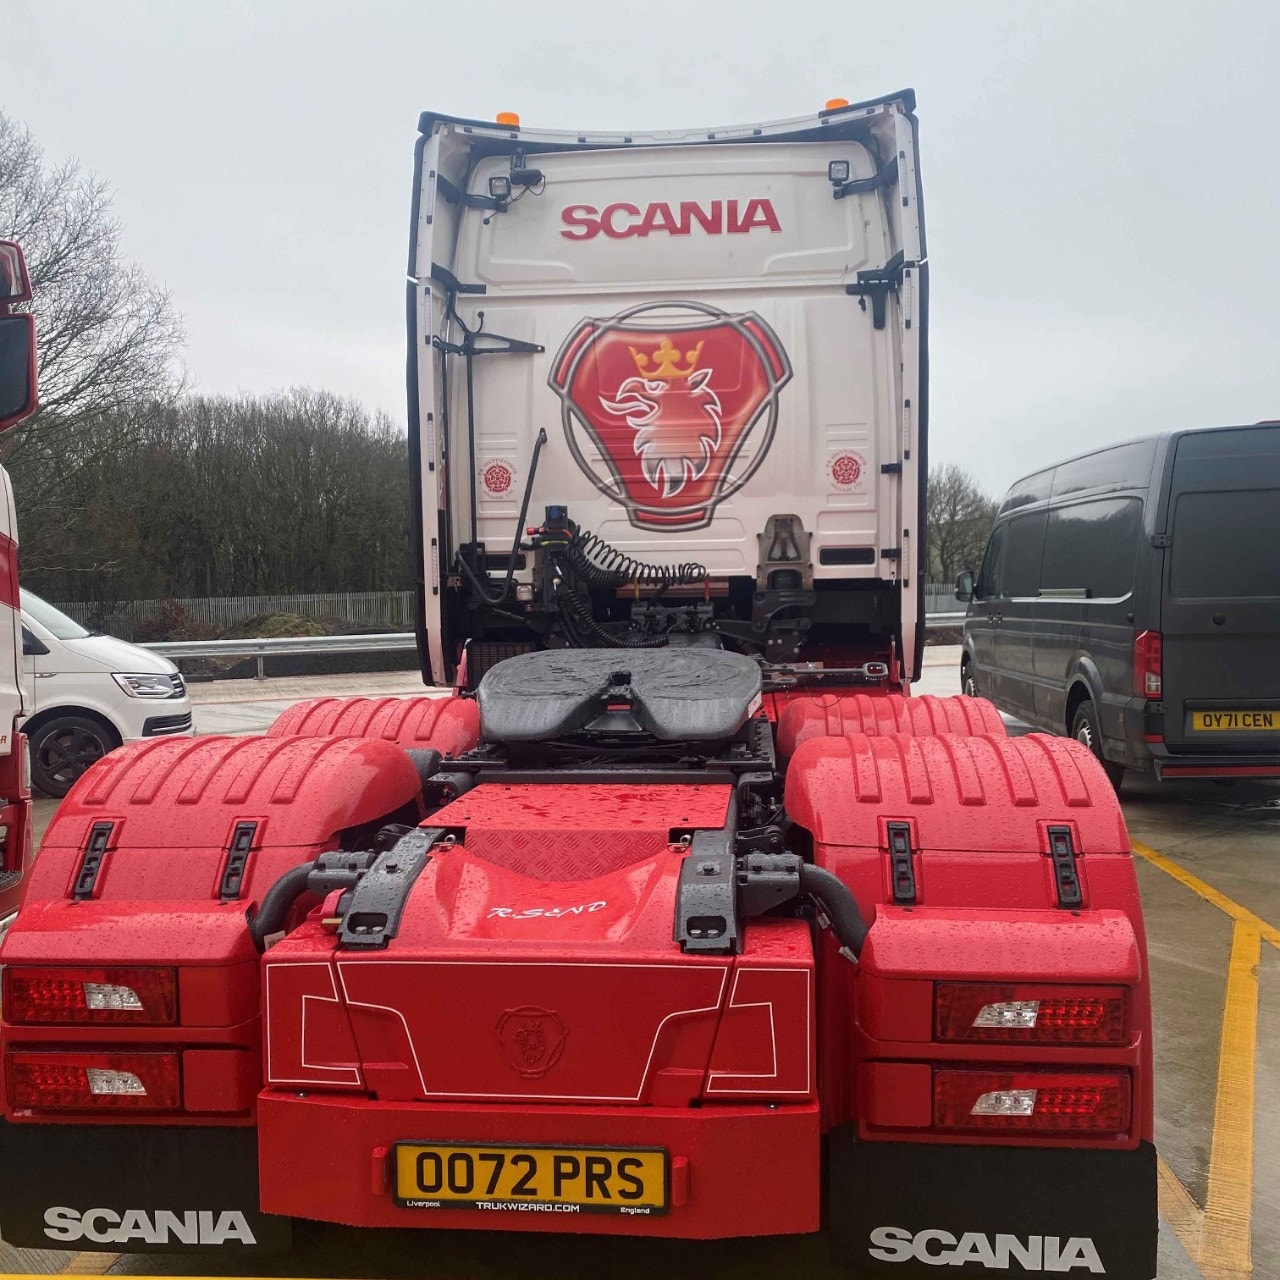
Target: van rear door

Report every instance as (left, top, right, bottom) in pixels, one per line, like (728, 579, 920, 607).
(1158, 425, 1280, 763)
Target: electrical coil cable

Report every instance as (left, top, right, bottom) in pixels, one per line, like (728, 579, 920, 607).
(561, 527, 707, 590)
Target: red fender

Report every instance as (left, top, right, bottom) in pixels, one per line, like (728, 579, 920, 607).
(267, 695, 479, 758)
(775, 691, 1005, 758)
(784, 731, 1151, 1142)
(25, 734, 423, 906)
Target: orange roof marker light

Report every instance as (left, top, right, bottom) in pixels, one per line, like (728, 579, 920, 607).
(825, 97, 850, 111)
(496, 111, 521, 127)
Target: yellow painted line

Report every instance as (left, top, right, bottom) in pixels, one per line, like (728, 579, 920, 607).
(1157, 1151, 1203, 1259)
(1199, 919, 1260, 1279)
(1135, 839, 1268, 1280)
(59, 1253, 120, 1275)
(1132, 838, 1280, 950)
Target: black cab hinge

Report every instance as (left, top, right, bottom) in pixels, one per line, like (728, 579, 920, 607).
(880, 461, 903, 474)
(845, 251, 906, 330)
(886, 822, 917, 904)
(880, 547, 902, 560)
(73, 822, 113, 900)
(1048, 825, 1083, 909)
(220, 821, 258, 903)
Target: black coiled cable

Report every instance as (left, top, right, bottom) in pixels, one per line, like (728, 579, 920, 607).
(562, 527, 707, 590)
(555, 579, 669, 648)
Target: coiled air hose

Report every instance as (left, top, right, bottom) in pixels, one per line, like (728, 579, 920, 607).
(560, 527, 707, 590)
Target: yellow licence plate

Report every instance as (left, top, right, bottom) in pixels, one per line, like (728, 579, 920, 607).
(393, 1143, 667, 1215)
(1191, 710, 1279, 732)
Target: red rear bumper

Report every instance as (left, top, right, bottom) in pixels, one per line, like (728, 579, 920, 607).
(258, 1093, 819, 1238)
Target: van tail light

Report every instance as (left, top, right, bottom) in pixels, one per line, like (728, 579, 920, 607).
(934, 1070, 1130, 1135)
(6, 1051, 181, 1112)
(1133, 630, 1162, 698)
(935, 983, 1128, 1045)
(3, 966, 177, 1025)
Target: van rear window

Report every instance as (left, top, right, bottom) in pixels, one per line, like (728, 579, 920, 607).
(1171, 490, 1280, 599)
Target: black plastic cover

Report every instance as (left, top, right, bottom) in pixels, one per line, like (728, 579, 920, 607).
(477, 649, 762, 743)
(337, 828, 440, 950)
(674, 830, 738, 955)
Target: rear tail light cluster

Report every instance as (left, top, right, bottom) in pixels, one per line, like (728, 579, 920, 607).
(935, 1069, 1130, 1135)
(936, 983, 1129, 1045)
(3, 966, 177, 1025)
(1133, 629, 1163, 698)
(6, 1051, 181, 1112)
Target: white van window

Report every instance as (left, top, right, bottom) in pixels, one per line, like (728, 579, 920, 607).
(20, 590, 91, 640)
(1042, 498, 1143, 599)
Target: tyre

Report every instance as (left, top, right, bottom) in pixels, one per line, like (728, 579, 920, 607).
(1070, 698, 1124, 789)
(961, 663, 979, 699)
(29, 715, 118, 798)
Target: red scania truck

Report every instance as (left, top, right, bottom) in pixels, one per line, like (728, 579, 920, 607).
(0, 94, 1157, 1276)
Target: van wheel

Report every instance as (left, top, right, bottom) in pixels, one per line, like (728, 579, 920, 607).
(962, 664, 978, 698)
(29, 715, 117, 798)
(1070, 700, 1124, 790)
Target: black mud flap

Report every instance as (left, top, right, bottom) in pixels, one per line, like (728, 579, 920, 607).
(0, 1121, 292, 1254)
(829, 1130, 1157, 1278)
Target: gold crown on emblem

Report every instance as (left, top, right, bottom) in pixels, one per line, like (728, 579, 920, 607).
(628, 337, 704, 380)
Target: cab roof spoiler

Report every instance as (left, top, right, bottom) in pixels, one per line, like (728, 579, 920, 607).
(416, 88, 917, 148)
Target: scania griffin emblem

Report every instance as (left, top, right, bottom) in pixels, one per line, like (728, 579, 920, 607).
(549, 300, 792, 531)
(495, 1005, 568, 1078)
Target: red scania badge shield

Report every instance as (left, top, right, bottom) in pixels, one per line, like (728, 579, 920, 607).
(496, 1005, 568, 1078)
(549, 301, 792, 531)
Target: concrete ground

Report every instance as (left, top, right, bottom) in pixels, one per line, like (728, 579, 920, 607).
(6, 652, 1277, 1279)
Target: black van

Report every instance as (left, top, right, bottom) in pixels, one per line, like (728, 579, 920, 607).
(957, 423, 1280, 785)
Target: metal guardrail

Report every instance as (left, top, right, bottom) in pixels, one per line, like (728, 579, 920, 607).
(141, 632, 416, 679)
(141, 615, 968, 681)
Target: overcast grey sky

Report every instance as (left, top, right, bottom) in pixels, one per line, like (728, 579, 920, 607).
(7, 0, 1278, 495)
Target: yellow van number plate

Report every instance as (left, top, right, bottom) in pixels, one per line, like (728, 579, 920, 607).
(393, 1143, 667, 1215)
(1191, 710, 1278, 732)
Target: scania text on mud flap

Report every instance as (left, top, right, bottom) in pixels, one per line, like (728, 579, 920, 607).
(0, 97, 1156, 1277)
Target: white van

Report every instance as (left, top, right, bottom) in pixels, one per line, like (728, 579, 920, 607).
(19, 590, 194, 796)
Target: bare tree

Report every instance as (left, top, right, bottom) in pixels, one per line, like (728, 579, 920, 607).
(928, 462, 998, 583)
(0, 112, 184, 563)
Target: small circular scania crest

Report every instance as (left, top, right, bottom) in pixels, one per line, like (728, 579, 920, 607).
(496, 1005, 568, 1078)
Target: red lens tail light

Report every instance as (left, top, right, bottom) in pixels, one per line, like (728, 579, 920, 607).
(6, 1051, 181, 1112)
(1133, 629, 1162, 698)
(934, 1070, 1130, 1135)
(3, 966, 177, 1026)
(935, 983, 1129, 1045)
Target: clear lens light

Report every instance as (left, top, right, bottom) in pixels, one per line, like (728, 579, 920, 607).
(85, 1068, 148, 1096)
(971, 1088, 1037, 1117)
(112, 673, 174, 698)
(83, 982, 144, 1011)
(973, 999, 1040, 1029)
